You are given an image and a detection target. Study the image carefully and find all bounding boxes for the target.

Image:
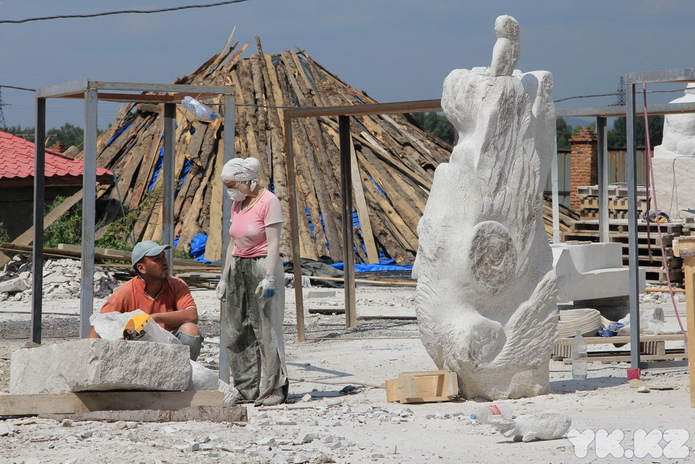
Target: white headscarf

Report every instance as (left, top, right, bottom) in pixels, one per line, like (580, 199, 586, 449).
(220, 157, 261, 183)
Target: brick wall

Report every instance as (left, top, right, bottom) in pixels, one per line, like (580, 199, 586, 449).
(569, 127, 598, 210)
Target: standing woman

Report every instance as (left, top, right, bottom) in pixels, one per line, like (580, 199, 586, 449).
(217, 157, 288, 406)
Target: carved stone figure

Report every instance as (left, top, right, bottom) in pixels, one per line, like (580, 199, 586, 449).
(656, 83, 695, 159)
(490, 15, 520, 77)
(652, 83, 695, 217)
(412, 15, 558, 400)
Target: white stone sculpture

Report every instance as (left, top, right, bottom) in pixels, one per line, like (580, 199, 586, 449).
(652, 83, 695, 217)
(412, 15, 559, 400)
(656, 83, 695, 158)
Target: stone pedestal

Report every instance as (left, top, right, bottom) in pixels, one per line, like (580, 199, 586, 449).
(10, 339, 191, 395)
(651, 155, 695, 218)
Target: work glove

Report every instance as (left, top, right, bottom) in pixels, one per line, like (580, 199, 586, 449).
(255, 274, 276, 301)
(216, 279, 227, 301)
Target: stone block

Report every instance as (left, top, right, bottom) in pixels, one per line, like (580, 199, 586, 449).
(10, 339, 191, 394)
(0, 277, 27, 293)
(552, 242, 645, 303)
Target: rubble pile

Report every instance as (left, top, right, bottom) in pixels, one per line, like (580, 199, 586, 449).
(0, 256, 120, 302)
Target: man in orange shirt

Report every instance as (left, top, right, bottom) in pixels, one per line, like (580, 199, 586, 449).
(88, 241, 204, 360)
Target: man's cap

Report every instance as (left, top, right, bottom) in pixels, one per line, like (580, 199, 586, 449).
(131, 240, 171, 266)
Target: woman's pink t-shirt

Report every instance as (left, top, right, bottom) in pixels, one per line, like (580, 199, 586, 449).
(229, 189, 283, 258)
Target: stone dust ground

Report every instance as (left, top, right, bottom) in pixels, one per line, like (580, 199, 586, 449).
(0, 285, 692, 464)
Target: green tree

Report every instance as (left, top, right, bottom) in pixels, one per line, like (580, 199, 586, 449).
(2, 125, 35, 142)
(44, 196, 82, 248)
(556, 118, 573, 150)
(607, 115, 663, 149)
(47, 123, 84, 149)
(410, 112, 455, 145)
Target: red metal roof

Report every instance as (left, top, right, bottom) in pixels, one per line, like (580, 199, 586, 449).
(0, 131, 112, 183)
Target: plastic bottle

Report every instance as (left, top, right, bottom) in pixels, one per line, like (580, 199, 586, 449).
(469, 404, 513, 424)
(572, 330, 588, 380)
(181, 96, 217, 120)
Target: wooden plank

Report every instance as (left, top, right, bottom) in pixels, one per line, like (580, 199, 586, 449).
(685, 255, 695, 407)
(386, 370, 458, 404)
(40, 405, 247, 423)
(555, 334, 686, 345)
(307, 274, 416, 286)
(0, 189, 85, 267)
(560, 352, 687, 364)
(260, 53, 292, 259)
(0, 391, 224, 416)
(206, 127, 225, 262)
(350, 137, 379, 264)
(10, 189, 84, 247)
(55, 243, 214, 269)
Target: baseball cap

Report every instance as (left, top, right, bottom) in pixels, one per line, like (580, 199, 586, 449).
(131, 240, 171, 266)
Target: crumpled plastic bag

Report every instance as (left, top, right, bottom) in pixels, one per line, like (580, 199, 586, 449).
(616, 308, 665, 336)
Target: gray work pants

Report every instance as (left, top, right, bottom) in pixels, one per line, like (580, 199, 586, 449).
(223, 256, 287, 402)
(173, 328, 204, 361)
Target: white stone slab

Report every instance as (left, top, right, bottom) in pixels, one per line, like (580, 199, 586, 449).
(551, 242, 645, 302)
(10, 339, 191, 394)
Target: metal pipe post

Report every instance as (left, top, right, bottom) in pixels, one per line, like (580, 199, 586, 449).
(31, 97, 46, 344)
(162, 103, 176, 266)
(219, 94, 236, 381)
(625, 82, 642, 369)
(597, 117, 610, 242)
(551, 143, 560, 244)
(80, 87, 98, 338)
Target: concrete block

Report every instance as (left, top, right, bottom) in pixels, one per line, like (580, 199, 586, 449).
(10, 339, 191, 394)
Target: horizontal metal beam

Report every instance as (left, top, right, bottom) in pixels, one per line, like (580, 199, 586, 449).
(626, 68, 695, 85)
(557, 101, 695, 118)
(36, 79, 233, 100)
(284, 99, 442, 119)
(95, 92, 224, 103)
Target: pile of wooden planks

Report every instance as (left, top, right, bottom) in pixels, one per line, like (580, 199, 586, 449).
(90, 35, 452, 265)
(87, 33, 569, 266)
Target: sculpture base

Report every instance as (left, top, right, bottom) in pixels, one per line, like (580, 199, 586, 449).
(652, 154, 695, 218)
(452, 360, 551, 400)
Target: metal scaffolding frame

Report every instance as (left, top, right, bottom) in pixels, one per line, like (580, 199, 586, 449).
(557, 68, 695, 369)
(32, 79, 235, 347)
(283, 99, 442, 341)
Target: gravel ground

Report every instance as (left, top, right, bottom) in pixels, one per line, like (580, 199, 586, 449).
(0, 285, 693, 464)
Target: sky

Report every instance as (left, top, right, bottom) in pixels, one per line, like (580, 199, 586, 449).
(0, 0, 694, 130)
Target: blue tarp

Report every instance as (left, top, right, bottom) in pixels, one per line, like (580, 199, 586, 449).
(330, 260, 413, 273)
(107, 122, 132, 147)
(190, 234, 213, 263)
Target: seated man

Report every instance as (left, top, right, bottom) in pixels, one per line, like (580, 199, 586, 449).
(88, 240, 204, 360)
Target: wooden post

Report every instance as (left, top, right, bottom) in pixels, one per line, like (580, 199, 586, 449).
(339, 115, 357, 328)
(673, 237, 695, 407)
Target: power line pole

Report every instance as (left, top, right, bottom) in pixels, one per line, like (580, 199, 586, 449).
(615, 77, 626, 107)
(0, 87, 8, 128)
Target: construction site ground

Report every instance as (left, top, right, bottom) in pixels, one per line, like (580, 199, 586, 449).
(0, 284, 692, 464)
